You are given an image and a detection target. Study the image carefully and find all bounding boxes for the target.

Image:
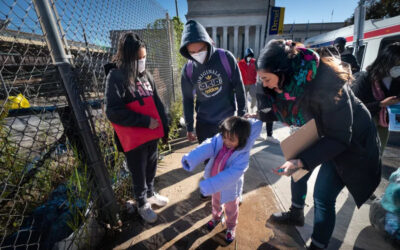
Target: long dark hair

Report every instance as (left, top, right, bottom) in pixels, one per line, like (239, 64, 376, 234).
(257, 39, 352, 96)
(219, 116, 251, 150)
(256, 39, 298, 96)
(367, 42, 400, 82)
(112, 32, 146, 85)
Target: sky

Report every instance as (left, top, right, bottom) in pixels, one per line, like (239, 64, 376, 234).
(155, 0, 360, 24)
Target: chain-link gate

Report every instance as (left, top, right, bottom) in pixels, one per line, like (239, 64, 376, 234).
(0, 0, 178, 249)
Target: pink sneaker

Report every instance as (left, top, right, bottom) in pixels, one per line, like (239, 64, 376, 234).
(225, 229, 236, 243)
(206, 218, 220, 230)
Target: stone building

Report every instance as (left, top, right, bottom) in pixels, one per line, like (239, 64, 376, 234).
(186, 0, 345, 57)
(186, 0, 272, 58)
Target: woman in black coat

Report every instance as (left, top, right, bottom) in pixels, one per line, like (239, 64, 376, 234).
(352, 42, 400, 153)
(254, 40, 381, 249)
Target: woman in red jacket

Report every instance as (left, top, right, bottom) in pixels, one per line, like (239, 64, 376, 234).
(105, 32, 169, 223)
(238, 48, 257, 113)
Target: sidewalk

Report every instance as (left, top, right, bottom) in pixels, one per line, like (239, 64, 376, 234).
(107, 133, 304, 249)
(107, 123, 398, 249)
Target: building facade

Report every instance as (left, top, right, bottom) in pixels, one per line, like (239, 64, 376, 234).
(186, 0, 272, 58)
(280, 22, 345, 43)
(186, 0, 345, 58)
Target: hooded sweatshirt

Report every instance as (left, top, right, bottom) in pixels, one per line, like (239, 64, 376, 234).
(180, 20, 246, 132)
(238, 48, 257, 85)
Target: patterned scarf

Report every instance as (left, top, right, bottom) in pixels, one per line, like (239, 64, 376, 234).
(270, 47, 320, 126)
(371, 79, 388, 127)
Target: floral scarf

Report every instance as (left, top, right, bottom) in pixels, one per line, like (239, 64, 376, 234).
(269, 47, 320, 126)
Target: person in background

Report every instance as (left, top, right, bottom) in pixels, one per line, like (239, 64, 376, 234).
(333, 37, 360, 74)
(255, 39, 381, 249)
(352, 42, 400, 154)
(369, 168, 400, 248)
(239, 48, 257, 113)
(105, 32, 169, 223)
(182, 116, 262, 243)
(179, 20, 246, 144)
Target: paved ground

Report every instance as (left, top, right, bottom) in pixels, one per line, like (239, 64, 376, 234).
(105, 123, 399, 250)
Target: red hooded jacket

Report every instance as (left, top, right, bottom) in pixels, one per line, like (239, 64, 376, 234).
(238, 58, 257, 85)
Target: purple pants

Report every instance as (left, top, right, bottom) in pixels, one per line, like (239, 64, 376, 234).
(212, 192, 239, 231)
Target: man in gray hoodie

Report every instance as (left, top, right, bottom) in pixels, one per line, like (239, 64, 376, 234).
(180, 20, 246, 143)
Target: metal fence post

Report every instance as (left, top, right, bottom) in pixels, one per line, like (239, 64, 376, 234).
(166, 13, 176, 102)
(32, 0, 119, 225)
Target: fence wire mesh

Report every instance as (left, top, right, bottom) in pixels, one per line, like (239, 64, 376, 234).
(0, 0, 178, 249)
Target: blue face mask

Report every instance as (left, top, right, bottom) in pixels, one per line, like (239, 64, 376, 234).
(390, 66, 400, 78)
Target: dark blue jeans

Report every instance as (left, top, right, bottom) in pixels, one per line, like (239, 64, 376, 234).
(291, 161, 345, 248)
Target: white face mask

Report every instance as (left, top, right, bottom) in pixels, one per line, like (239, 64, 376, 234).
(138, 58, 146, 73)
(190, 50, 207, 64)
(389, 66, 400, 78)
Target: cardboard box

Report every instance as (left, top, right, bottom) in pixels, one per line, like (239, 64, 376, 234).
(280, 119, 319, 182)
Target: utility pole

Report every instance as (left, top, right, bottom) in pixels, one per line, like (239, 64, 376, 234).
(175, 0, 179, 18)
(264, 0, 271, 45)
(353, 0, 366, 56)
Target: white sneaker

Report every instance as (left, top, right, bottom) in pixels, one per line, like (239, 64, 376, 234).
(147, 192, 169, 207)
(138, 202, 157, 223)
(266, 136, 280, 144)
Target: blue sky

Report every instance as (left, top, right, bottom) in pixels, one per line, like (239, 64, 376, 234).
(155, 0, 359, 24)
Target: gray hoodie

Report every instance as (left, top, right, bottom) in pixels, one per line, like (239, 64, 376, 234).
(180, 20, 246, 132)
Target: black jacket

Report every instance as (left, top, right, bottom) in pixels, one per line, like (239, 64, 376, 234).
(352, 71, 400, 118)
(104, 64, 169, 150)
(341, 52, 360, 74)
(258, 62, 381, 208)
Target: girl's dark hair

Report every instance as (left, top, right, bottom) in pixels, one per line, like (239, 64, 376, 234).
(219, 116, 251, 150)
(367, 42, 400, 82)
(112, 32, 146, 85)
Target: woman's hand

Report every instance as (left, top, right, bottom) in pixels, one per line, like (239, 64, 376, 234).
(273, 159, 304, 176)
(149, 117, 159, 129)
(187, 131, 197, 141)
(380, 96, 400, 107)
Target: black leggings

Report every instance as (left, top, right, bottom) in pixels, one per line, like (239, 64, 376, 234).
(266, 122, 273, 137)
(124, 139, 158, 207)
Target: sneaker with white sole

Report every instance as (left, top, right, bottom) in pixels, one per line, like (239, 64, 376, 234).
(266, 136, 280, 144)
(225, 229, 236, 243)
(147, 192, 169, 207)
(138, 202, 157, 223)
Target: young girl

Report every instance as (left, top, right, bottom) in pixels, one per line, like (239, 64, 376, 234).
(105, 32, 169, 223)
(182, 116, 262, 242)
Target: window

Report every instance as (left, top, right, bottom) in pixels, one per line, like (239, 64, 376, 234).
(378, 35, 400, 54)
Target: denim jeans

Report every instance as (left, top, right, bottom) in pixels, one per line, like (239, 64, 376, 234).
(291, 161, 345, 248)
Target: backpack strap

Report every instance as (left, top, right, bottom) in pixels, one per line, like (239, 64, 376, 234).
(186, 60, 193, 80)
(217, 48, 232, 81)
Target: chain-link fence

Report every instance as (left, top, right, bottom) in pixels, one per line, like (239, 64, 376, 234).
(0, 0, 178, 249)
